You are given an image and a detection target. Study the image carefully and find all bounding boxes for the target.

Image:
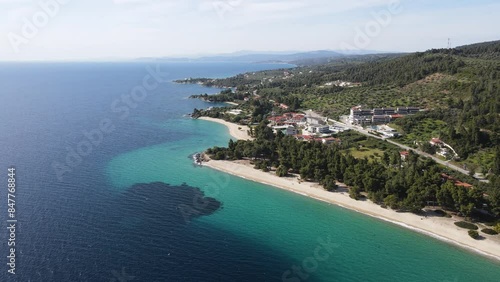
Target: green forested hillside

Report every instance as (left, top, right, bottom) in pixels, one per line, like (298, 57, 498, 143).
(187, 41, 500, 220)
(450, 40, 500, 59)
(339, 52, 464, 86)
(188, 41, 500, 206)
(207, 123, 497, 217)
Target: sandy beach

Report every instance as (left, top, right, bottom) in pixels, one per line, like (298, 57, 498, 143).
(199, 117, 253, 140)
(205, 159, 500, 261)
(199, 117, 500, 262)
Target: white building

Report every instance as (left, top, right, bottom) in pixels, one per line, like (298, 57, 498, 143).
(377, 125, 400, 137)
(273, 125, 298, 136)
(308, 125, 330, 134)
(329, 126, 348, 133)
(227, 109, 243, 115)
(437, 148, 450, 158)
(306, 116, 326, 125)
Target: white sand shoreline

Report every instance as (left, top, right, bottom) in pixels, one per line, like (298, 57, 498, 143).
(205, 159, 500, 262)
(199, 116, 500, 262)
(198, 117, 253, 141)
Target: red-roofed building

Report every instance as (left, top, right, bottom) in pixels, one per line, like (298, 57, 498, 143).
(441, 173, 474, 189)
(441, 173, 456, 182)
(322, 137, 341, 145)
(430, 138, 443, 146)
(400, 151, 410, 160)
(294, 135, 313, 141)
(289, 114, 306, 123)
(268, 116, 287, 126)
(455, 181, 474, 189)
(268, 113, 306, 126)
(390, 114, 404, 119)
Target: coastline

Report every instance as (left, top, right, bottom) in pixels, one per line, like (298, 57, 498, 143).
(199, 116, 500, 262)
(205, 159, 500, 262)
(198, 117, 253, 141)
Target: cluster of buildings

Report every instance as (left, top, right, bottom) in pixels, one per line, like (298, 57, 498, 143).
(259, 71, 296, 84)
(268, 112, 348, 143)
(370, 125, 400, 138)
(272, 125, 298, 136)
(349, 106, 420, 125)
(323, 80, 362, 88)
(307, 124, 330, 134)
(269, 113, 306, 136)
(268, 112, 307, 127)
(283, 71, 295, 79)
(429, 138, 459, 160)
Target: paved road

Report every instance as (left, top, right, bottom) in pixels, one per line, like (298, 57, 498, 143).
(304, 111, 472, 176)
(385, 139, 470, 175)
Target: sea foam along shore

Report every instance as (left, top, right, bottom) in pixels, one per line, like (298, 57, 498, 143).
(200, 117, 500, 262)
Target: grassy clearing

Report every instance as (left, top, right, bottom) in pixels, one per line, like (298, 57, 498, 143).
(335, 131, 397, 162)
(456, 148, 495, 173)
(344, 138, 394, 162)
(348, 147, 385, 161)
(396, 118, 448, 146)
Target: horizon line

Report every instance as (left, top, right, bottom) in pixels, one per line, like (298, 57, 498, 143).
(0, 49, 412, 63)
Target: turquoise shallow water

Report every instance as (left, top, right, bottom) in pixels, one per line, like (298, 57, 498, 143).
(2, 61, 495, 281)
(107, 118, 500, 282)
(1, 62, 305, 281)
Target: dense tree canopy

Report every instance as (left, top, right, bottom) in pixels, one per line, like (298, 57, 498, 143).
(206, 124, 495, 217)
(193, 41, 500, 219)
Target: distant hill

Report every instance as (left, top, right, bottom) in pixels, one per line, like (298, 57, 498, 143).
(291, 53, 405, 66)
(138, 50, 396, 64)
(453, 40, 500, 59)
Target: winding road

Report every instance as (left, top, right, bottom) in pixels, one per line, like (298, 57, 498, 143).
(304, 110, 471, 176)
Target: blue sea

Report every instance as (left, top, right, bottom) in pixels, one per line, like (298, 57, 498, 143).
(0, 62, 499, 281)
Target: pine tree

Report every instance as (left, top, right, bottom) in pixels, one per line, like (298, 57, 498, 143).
(494, 146, 500, 175)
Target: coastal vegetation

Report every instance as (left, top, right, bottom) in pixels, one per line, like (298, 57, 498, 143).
(190, 89, 248, 103)
(454, 221, 479, 230)
(192, 98, 275, 124)
(205, 122, 495, 219)
(433, 209, 451, 218)
(481, 228, 499, 235)
(186, 41, 500, 177)
(191, 40, 500, 223)
(468, 230, 480, 239)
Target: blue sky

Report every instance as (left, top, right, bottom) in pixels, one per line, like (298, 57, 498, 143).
(0, 0, 498, 61)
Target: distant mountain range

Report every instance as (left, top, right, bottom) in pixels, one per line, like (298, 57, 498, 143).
(137, 50, 390, 64)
